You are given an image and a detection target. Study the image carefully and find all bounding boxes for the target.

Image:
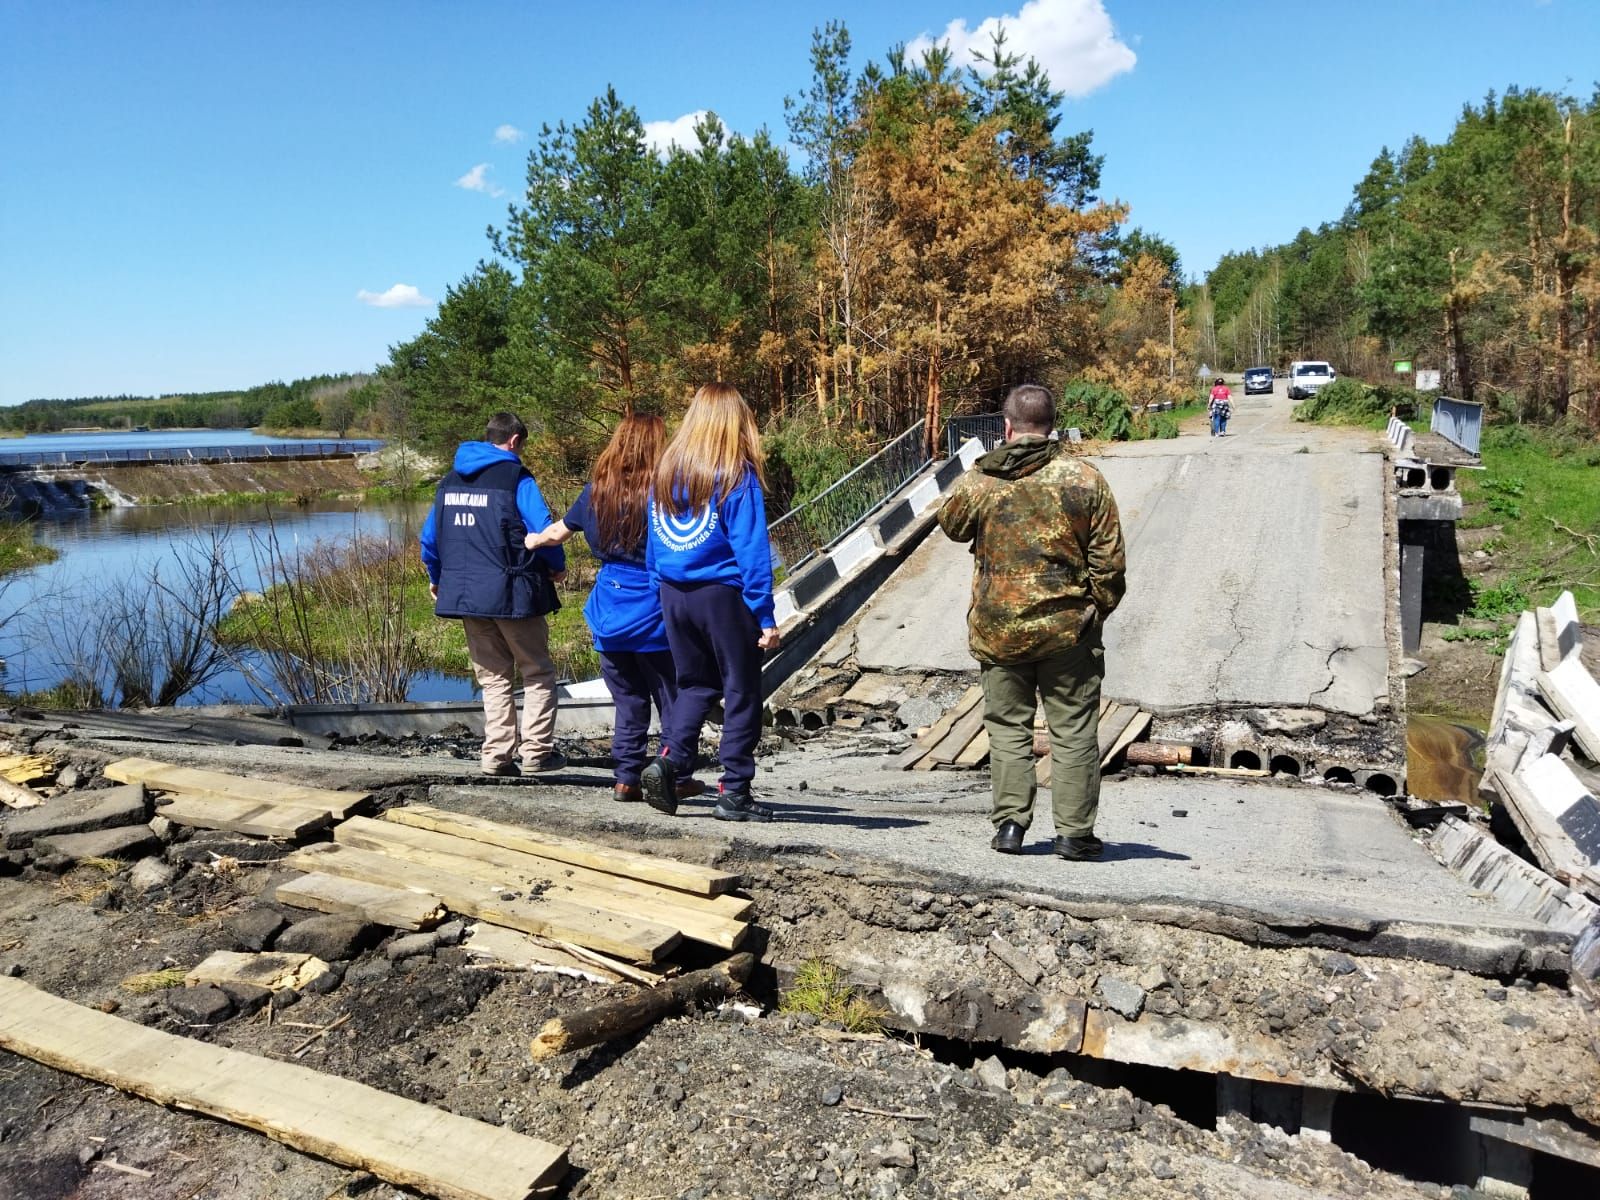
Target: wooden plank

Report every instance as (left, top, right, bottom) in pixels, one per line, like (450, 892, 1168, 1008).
(1102, 711, 1152, 768)
(105, 757, 368, 818)
(335, 819, 748, 951)
(155, 794, 332, 840)
(185, 951, 330, 992)
(381, 804, 737, 898)
(0, 978, 566, 1200)
(284, 843, 680, 964)
(955, 728, 990, 767)
(920, 698, 988, 768)
(1538, 658, 1600, 764)
(275, 873, 446, 931)
(1096, 705, 1137, 759)
(904, 685, 982, 765)
(461, 925, 626, 984)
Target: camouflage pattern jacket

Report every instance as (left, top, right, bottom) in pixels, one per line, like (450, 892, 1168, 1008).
(937, 435, 1126, 666)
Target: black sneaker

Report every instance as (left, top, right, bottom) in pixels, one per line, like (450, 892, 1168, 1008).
(713, 788, 774, 822)
(1053, 834, 1104, 861)
(482, 761, 521, 778)
(525, 750, 568, 775)
(990, 820, 1025, 854)
(640, 756, 679, 816)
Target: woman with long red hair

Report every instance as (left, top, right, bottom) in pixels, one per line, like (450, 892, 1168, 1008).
(527, 415, 702, 803)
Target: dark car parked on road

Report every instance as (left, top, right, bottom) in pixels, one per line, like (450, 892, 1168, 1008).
(1243, 367, 1274, 395)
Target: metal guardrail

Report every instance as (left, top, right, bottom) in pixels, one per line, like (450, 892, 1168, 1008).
(943, 413, 1005, 458)
(0, 439, 382, 469)
(767, 419, 929, 574)
(1430, 397, 1482, 458)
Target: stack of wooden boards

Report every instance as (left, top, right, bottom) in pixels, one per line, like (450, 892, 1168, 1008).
(1482, 591, 1600, 900)
(896, 685, 1151, 779)
(106, 756, 368, 839)
(282, 805, 750, 972)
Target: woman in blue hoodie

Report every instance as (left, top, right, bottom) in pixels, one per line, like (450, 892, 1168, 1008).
(524, 415, 703, 805)
(639, 383, 779, 822)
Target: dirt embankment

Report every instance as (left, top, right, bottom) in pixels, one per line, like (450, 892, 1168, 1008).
(82, 458, 371, 503)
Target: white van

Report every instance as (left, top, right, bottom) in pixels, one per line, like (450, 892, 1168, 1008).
(1287, 360, 1336, 400)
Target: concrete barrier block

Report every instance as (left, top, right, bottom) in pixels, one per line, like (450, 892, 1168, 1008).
(788, 556, 841, 610)
(773, 590, 800, 627)
(874, 500, 916, 544)
(908, 476, 942, 515)
(1519, 753, 1600, 862)
(1537, 657, 1600, 763)
(832, 527, 881, 577)
(935, 456, 966, 488)
(957, 437, 984, 469)
(1552, 591, 1582, 662)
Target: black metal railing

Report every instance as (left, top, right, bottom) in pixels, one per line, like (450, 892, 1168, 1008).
(767, 419, 930, 575)
(942, 413, 1005, 458)
(0, 439, 383, 469)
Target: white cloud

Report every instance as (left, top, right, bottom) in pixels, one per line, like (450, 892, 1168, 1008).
(356, 284, 433, 309)
(906, 0, 1135, 99)
(493, 123, 525, 144)
(454, 162, 505, 197)
(642, 110, 710, 156)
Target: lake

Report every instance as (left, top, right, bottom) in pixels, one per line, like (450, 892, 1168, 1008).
(0, 498, 479, 705)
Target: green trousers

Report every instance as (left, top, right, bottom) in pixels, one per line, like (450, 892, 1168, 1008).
(981, 636, 1104, 837)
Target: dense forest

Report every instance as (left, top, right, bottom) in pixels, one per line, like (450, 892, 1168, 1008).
(1196, 87, 1600, 428)
(377, 23, 1193, 485)
(0, 374, 372, 435)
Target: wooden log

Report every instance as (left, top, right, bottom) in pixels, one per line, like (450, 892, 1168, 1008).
(285, 843, 681, 964)
(0, 976, 567, 1200)
(1123, 742, 1195, 767)
(105, 757, 367, 818)
(528, 953, 755, 1061)
(0, 777, 45, 809)
(274, 873, 446, 931)
(381, 804, 738, 897)
(336, 818, 749, 949)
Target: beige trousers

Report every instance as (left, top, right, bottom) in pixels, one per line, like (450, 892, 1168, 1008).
(462, 616, 557, 769)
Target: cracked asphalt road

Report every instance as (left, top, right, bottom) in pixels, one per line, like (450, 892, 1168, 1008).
(854, 381, 1389, 716)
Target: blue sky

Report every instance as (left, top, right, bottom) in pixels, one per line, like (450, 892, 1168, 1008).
(2, 0, 1596, 405)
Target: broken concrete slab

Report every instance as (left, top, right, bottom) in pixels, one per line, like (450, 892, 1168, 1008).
(33, 824, 160, 863)
(0, 783, 148, 849)
(1537, 656, 1600, 764)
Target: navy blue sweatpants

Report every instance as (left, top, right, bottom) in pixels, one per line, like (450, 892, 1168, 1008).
(659, 580, 762, 789)
(598, 649, 676, 786)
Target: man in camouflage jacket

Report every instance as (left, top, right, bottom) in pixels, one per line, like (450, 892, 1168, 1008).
(938, 384, 1126, 859)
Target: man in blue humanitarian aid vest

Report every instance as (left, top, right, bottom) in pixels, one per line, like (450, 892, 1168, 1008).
(420, 412, 568, 777)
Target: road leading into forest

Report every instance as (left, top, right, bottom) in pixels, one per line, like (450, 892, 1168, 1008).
(850, 379, 1390, 716)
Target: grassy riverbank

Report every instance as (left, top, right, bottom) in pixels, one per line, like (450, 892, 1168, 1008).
(220, 539, 600, 691)
(0, 519, 58, 574)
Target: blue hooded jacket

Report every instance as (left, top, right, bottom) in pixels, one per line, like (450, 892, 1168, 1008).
(646, 467, 775, 629)
(419, 442, 565, 618)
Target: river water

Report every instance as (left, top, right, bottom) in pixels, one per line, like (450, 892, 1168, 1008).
(1406, 715, 1485, 806)
(0, 429, 376, 455)
(1, 498, 478, 706)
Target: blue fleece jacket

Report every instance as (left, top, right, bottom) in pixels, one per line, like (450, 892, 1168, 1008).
(646, 467, 775, 629)
(418, 442, 565, 584)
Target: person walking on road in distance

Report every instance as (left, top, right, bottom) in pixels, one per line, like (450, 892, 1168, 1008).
(640, 383, 781, 822)
(938, 384, 1127, 860)
(524, 415, 705, 806)
(1208, 376, 1232, 437)
(420, 411, 568, 778)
